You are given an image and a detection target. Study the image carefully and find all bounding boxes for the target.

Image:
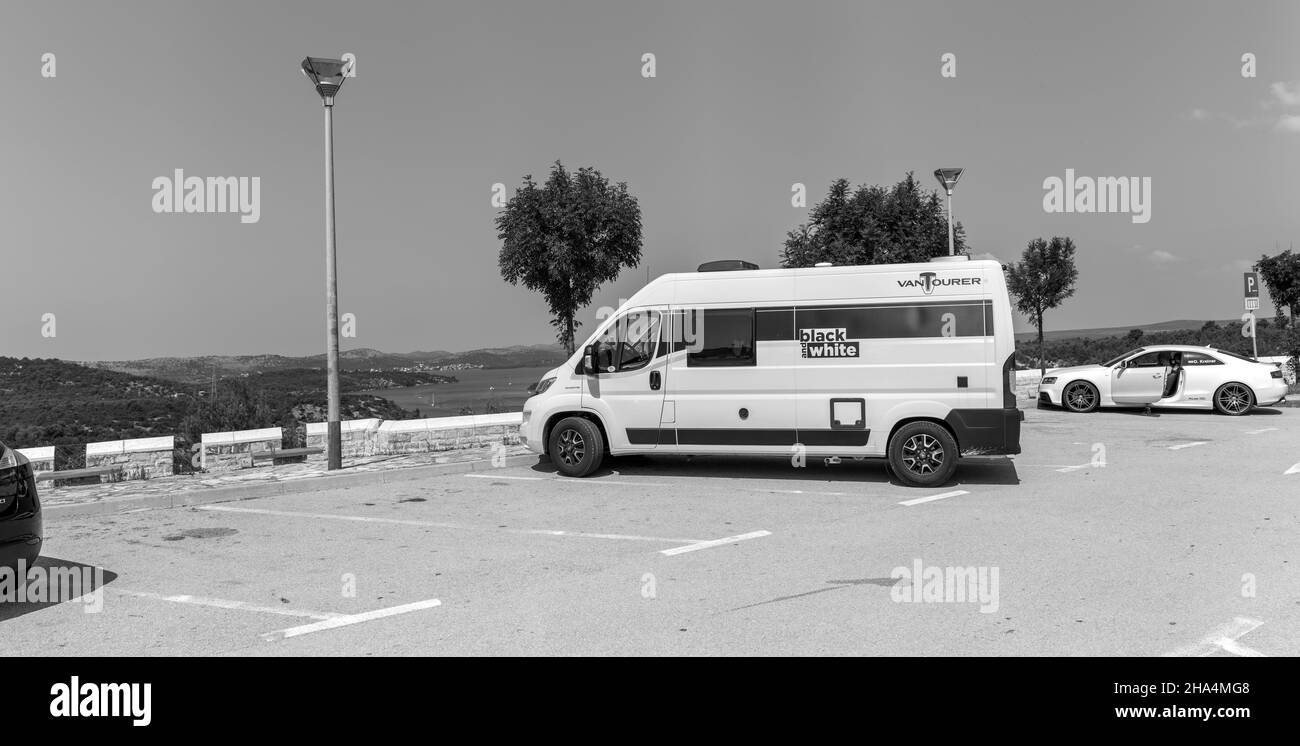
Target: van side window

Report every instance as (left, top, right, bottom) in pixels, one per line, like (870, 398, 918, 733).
(686, 308, 756, 367)
(613, 310, 662, 372)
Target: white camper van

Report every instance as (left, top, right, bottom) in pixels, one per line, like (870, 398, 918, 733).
(520, 256, 1023, 487)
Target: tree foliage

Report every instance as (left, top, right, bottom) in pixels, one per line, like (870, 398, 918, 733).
(1018, 322, 1299, 369)
(1004, 237, 1080, 374)
(496, 161, 643, 354)
(1256, 249, 1300, 326)
(780, 173, 966, 267)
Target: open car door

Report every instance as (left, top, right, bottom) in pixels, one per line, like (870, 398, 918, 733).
(1110, 351, 1168, 405)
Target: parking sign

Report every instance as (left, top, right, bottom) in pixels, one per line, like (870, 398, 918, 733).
(1244, 272, 1260, 298)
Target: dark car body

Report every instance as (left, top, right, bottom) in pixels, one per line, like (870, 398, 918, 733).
(0, 442, 42, 572)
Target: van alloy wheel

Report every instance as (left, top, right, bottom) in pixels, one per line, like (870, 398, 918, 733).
(901, 434, 944, 475)
(556, 429, 585, 466)
(888, 421, 959, 488)
(548, 416, 605, 477)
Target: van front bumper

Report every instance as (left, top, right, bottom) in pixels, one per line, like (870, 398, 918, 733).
(945, 407, 1023, 456)
(520, 409, 546, 455)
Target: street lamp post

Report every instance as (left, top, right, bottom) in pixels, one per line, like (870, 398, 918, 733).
(933, 168, 964, 256)
(301, 57, 351, 470)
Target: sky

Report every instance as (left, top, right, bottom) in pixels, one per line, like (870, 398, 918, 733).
(3, 0, 1298, 361)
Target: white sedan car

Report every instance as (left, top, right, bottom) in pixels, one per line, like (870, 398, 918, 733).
(1037, 345, 1288, 415)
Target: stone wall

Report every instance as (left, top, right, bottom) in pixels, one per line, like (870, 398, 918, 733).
(84, 436, 176, 480)
(1014, 370, 1043, 401)
(376, 413, 522, 454)
(201, 427, 283, 472)
(16, 446, 55, 473)
(305, 418, 381, 461)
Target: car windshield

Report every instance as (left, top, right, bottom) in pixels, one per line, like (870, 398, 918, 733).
(1101, 348, 1145, 367)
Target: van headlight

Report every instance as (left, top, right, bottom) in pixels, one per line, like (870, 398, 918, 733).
(531, 377, 556, 395)
(1041, 377, 1057, 385)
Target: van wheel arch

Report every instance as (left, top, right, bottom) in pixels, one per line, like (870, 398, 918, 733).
(886, 417, 960, 454)
(542, 411, 611, 455)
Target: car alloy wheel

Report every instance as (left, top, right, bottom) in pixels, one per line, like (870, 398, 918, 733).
(1063, 381, 1099, 413)
(1215, 383, 1253, 416)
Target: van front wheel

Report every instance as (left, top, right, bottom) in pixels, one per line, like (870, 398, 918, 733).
(548, 417, 605, 477)
(888, 421, 958, 488)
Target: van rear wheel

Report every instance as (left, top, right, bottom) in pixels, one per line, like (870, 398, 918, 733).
(548, 417, 604, 477)
(888, 421, 958, 488)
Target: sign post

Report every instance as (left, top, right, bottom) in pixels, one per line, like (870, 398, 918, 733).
(1244, 272, 1260, 358)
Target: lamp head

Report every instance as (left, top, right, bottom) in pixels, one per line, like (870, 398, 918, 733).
(301, 57, 350, 104)
(933, 168, 964, 194)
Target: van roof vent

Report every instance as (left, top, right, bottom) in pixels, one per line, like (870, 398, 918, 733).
(814, 262, 833, 267)
(697, 260, 760, 272)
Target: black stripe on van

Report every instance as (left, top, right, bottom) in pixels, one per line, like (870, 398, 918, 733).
(628, 428, 870, 447)
(752, 300, 993, 340)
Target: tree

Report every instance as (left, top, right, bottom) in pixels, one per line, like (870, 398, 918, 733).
(496, 161, 643, 354)
(1256, 249, 1300, 327)
(1005, 237, 1080, 375)
(780, 172, 966, 267)
(180, 379, 275, 444)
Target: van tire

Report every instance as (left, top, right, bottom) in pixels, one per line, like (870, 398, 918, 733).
(888, 421, 958, 488)
(549, 417, 604, 477)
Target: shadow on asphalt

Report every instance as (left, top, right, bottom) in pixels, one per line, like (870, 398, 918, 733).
(529, 453, 1021, 487)
(1105, 406, 1285, 417)
(0, 556, 117, 623)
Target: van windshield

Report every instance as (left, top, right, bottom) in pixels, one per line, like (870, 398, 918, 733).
(1101, 348, 1144, 367)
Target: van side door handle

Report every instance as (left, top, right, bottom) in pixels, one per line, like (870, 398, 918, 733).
(649, 370, 661, 391)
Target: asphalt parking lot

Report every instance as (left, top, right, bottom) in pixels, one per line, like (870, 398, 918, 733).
(4, 403, 1298, 656)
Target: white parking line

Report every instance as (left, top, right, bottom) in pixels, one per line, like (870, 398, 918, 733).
(261, 598, 442, 642)
(464, 474, 545, 481)
(1054, 463, 1092, 473)
(463, 473, 669, 487)
(660, 530, 772, 556)
(110, 589, 343, 620)
(1164, 617, 1265, 657)
(197, 505, 702, 544)
(1285, 462, 1300, 475)
(745, 487, 849, 496)
(1246, 427, 1280, 435)
(898, 490, 969, 507)
(1167, 441, 1209, 451)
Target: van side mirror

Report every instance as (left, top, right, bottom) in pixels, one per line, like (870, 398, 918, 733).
(584, 344, 598, 375)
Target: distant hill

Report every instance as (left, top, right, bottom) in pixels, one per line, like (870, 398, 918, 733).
(0, 357, 201, 446)
(1014, 319, 1247, 343)
(0, 357, 418, 450)
(86, 344, 569, 384)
